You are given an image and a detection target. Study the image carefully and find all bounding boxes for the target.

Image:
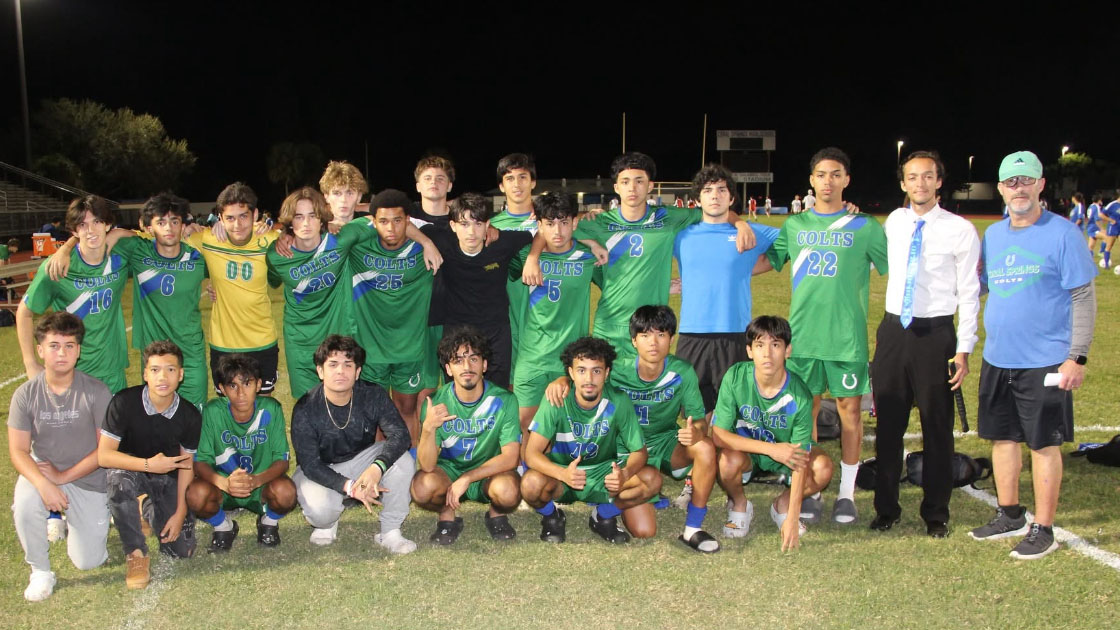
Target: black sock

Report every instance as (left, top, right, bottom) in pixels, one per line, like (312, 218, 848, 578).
(1000, 504, 1023, 519)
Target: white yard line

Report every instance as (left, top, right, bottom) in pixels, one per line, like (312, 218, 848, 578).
(121, 553, 177, 630)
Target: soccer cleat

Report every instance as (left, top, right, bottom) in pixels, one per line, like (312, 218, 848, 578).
(375, 529, 417, 555)
(672, 479, 693, 510)
(722, 500, 754, 538)
(831, 497, 858, 524)
(256, 515, 280, 547)
(969, 507, 1029, 541)
(539, 508, 567, 543)
(208, 519, 239, 553)
(679, 529, 720, 553)
(24, 570, 56, 602)
(47, 516, 67, 543)
(770, 502, 808, 537)
(800, 494, 823, 524)
(309, 522, 338, 546)
(1010, 523, 1058, 560)
(430, 517, 464, 545)
(125, 553, 150, 590)
(484, 513, 516, 541)
(588, 512, 630, 544)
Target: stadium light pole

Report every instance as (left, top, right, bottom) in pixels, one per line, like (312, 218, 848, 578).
(967, 155, 974, 200)
(15, 0, 33, 169)
(896, 140, 904, 164)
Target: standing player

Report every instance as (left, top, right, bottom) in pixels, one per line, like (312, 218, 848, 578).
(411, 327, 522, 543)
(748, 196, 758, 220)
(187, 354, 297, 550)
(410, 155, 456, 406)
(970, 151, 1096, 559)
(18, 196, 129, 392)
(1068, 193, 1086, 234)
(764, 196, 772, 217)
(1086, 194, 1104, 260)
(791, 194, 802, 215)
(492, 153, 539, 383)
(767, 148, 888, 525)
(804, 189, 816, 213)
(9, 313, 110, 601)
(319, 160, 368, 224)
(712, 316, 834, 550)
(521, 337, 661, 544)
(1100, 191, 1120, 269)
(99, 341, 201, 589)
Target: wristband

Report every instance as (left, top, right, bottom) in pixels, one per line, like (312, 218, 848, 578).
(373, 459, 389, 474)
(344, 479, 354, 498)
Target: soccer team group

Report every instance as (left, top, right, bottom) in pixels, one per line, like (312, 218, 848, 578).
(9, 146, 1095, 602)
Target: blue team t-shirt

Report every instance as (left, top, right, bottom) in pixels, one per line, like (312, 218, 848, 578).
(981, 211, 1097, 368)
(1103, 201, 1120, 235)
(673, 222, 779, 333)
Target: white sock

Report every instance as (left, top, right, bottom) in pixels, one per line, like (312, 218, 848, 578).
(772, 506, 789, 528)
(811, 491, 822, 500)
(838, 462, 859, 501)
(260, 515, 279, 526)
(682, 525, 700, 539)
(213, 517, 233, 532)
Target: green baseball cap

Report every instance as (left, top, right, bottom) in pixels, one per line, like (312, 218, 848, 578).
(998, 151, 1043, 181)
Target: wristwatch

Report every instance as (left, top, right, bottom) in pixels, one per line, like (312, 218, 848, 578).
(1072, 355, 1088, 365)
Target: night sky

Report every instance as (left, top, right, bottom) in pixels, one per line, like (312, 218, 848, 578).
(1, 2, 1113, 210)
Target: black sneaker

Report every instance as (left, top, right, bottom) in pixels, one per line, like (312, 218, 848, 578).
(1010, 523, 1058, 560)
(969, 507, 1029, 541)
(539, 508, 566, 543)
(208, 520, 239, 553)
(256, 515, 280, 547)
(484, 513, 516, 541)
(588, 512, 630, 544)
(429, 517, 464, 545)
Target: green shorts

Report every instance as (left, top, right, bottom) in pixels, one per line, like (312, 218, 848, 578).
(363, 360, 425, 394)
(591, 321, 635, 359)
(421, 325, 444, 389)
(220, 487, 266, 514)
(439, 464, 491, 504)
(556, 460, 614, 505)
(786, 357, 870, 397)
(284, 341, 322, 401)
(644, 430, 691, 480)
(513, 367, 565, 408)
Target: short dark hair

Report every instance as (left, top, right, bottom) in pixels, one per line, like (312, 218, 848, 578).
(313, 335, 366, 368)
(34, 312, 84, 344)
(535, 193, 578, 221)
(898, 150, 945, 182)
(691, 164, 737, 200)
(496, 153, 537, 183)
(7, 237, 19, 249)
(746, 315, 792, 346)
(142, 339, 183, 368)
(1073, 192, 1085, 204)
(610, 152, 656, 181)
(215, 353, 261, 386)
(437, 325, 491, 366)
(449, 192, 494, 223)
(560, 336, 617, 371)
(216, 182, 258, 211)
(65, 195, 115, 234)
(369, 189, 413, 214)
(1093, 193, 1104, 204)
(629, 304, 677, 339)
(809, 147, 851, 175)
(141, 191, 190, 227)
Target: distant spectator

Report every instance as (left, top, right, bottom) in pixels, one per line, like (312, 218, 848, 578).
(40, 218, 66, 242)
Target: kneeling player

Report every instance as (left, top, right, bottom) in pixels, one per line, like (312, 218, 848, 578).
(411, 327, 521, 544)
(522, 337, 661, 543)
(187, 355, 296, 551)
(712, 316, 834, 550)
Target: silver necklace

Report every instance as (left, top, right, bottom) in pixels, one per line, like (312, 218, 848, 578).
(325, 394, 353, 431)
(44, 383, 73, 410)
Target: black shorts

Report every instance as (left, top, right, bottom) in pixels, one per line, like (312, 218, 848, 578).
(977, 360, 1073, 450)
(677, 332, 748, 411)
(210, 345, 280, 396)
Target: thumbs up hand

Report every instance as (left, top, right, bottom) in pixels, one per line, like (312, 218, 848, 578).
(565, 455, 586, 490)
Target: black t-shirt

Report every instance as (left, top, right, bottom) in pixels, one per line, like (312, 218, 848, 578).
(422, 224, 533, 327)
(102, 385, 202, 470)
(408, 201, 450, 227)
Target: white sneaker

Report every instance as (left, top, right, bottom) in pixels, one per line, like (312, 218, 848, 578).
(375, 528, 417, 555)
(309, 522, 338, 546)
(47, 517, 67, 543)
(722, 500, 754, 538)
(24, 570, 56, 602)
(771, 503, 808, 536)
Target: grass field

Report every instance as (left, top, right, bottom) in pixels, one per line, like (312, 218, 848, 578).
(1, 215, 1118, 629)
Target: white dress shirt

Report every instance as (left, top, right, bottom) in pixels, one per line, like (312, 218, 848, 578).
(883, 204, 982, 354)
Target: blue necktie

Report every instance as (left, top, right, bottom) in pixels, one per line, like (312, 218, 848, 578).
(900, 219, 925, 329)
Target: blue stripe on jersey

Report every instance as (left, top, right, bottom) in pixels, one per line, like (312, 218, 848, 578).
(66, 290, 97, 319)
(528, 285, 548, 308)
(137, 269, 164, 299)
(605, 232, 629, 267)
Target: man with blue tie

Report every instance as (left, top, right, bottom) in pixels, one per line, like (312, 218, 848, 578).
(870, 151, 981, 538)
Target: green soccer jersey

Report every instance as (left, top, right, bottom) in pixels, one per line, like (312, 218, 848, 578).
(424, 381, 521, 480)
(23, 248, 129, 392)
(712, 362, 814, 449)
(573, 205, 701, 339)
(0, 244, 9, 262)
(509, 243, 595, 375)
(493, 208, 538, 377)
(195, 396, 290, 476)
(610, 354, 706, 438)
(767, 210, 888, 362)
(529, 386, 645, 468)
(345, 220, 433, 368)
(114, 237, 206, 355)
(267, 231, 357, 353)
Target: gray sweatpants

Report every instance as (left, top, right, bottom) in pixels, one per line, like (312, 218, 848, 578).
(293, 443, 414, 534)
(12, 476, 109, 573)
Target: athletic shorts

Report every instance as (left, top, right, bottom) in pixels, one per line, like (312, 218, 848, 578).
(677, 332, 748, 411)
(644, 430, 691, 480)
(556, 460, 615, 505)
(978, 360, 1073, 451)
(787, 357, 870, 397)
(420, 325, 444, 389)
(363, 360, 425, 394)
(1087, 223, 1100, 237)
(220, 488, 266, 514)
(513, 367, 565, 408)
(1108, 223, 1120, 238)
(591, 321, 634, 359)
(211, 345, 279, 395)
(439, 465, 520, 504)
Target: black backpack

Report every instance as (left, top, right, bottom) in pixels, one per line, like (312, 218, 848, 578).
(855, 452, 992, 490)
(816, 399, 841, 441)
(1071, 435, 1120, 467)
